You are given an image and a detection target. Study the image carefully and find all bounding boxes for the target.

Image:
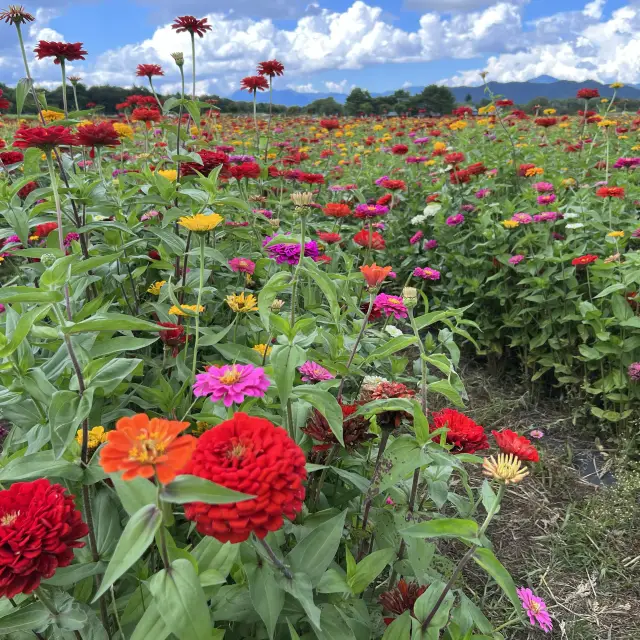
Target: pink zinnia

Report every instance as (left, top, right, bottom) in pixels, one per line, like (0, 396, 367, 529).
(193, 364, 270, 407)
(413, 266, 440, 281)
(509, 254, 525, 265)
(228, 257, 256, 274)
(354, 203, 389, 218)
(373, 293, 408, 320)
(409, 231, 423, 245)
(533, 181, 554, 193)
(533, 211, 559, 222)
(517, 587, 553, 633)
(536, 194, 556, 205)
(424, 239, 438, 250)
(446, 213, 464, 226)
(512, 212, 533, 224)
(629, 362, 640, 382)
(299, 361, 334, 383)
(475, 188, 490, 199)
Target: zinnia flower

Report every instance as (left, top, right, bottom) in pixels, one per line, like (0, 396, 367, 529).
(178, 213, 223, 233)
(171, 15, 212, 37)
(183, 413, 306, 543)
(158, 322, 186, 355)
(322, 203, 351, 218)
(492, 429, 539, 462)
(517, 587, 553, 633)
(577, 88, 599, 100)
(596, 186, 624, 198)
(76, 122, 121, 148)
(413, 266, 440, 281)
(431, 408, 489, 454)
(360, 263, 393, 288)
(0, 151, 24, 165)
(228, 257, 255, 274)
(446, 213, 464, 226)
(627, 362, 640, 382)
(264, 235, 319, 265)
(181, 149, 230, 177)
(240, 76, 269, 93)
(354, 203, 389, 218)
(0, 479, 89, 598)
(303, 403, 372, 451)
(483, 454, 529, 484)
(379, 579, 427, 625)
(136, 64, 164, 78)
(509, 254, 524, 265)
(0, 89, 10, 111)
(354, 229, 385, 250)
(373, 293, 408, 320)
(317, 231, 342, 244)
(257, 59, 285, 77)
(76, 425, 107, 449)
(34, 41, 87, 64)
(13, 126, 77, 150)
(299, 361, 334, 383)
(226, 292, 258, 313)
(0, 5, 35, 24)
(230, 162, 261, 180)
(194, 364, 270, 407)
(571, 254, 598, 267)
(100, 414, 195, 483)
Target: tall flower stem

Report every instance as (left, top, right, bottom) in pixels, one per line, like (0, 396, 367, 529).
(147, 77, 162, 111)
(252, 90, 259, 150)
(420, 484, 505, 632)
(60, 60, 68, 117)
(255, 536, 292, 579)
(289, 213, 307, 326)
(154, 474, 171, 569)
(264, 78, 273, 163)
(191, 34, 197, 100)
(175, 63, 186, 177)
(191, 235, 206, 378)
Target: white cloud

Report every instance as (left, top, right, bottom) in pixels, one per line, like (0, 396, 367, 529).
(287, 83, 319, 93)
(324, 79, 353, 93)
(404, 0, 499, 11)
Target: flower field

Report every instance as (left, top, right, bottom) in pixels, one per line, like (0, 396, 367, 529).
(0, 6, 639, 640)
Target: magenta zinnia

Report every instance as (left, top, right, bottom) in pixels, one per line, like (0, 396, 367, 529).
(299, 361, 334, 383)
(373, 293, 408, 320)
(193, 364, 270, 407)
(517, 587, 553, 633)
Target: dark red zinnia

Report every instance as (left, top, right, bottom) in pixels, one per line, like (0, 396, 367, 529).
(257, 59, 284, 78)
(379, 179, 406, 191)
(13, 126, 77, 150)
(183, 413, 307, 543)
(303, 403, 372, 451)
(76, 122, 121, 148)
(353, 228, 385, 250)
(492, 429, 539, 462)
(33, 222, 58, 238)
(577, 88, 600, 100)
(17, 180, 37, 199)
(34, 41, 87, 64)
(445, 152, 465, 165)
(0, 89, 9, 111)
(431, 408, 489, 454)
(379, 579, 427, 624)
(158, 322, 186, 356)
(240, 76, 269, 93)
(0, 479, 88, 598)
(136, 64, 164, 78)
(391, 144, 408, 155)
(171, 15, 212, 38)
(0, 151, 24, 165)
(181, 149, 230, 177)
(230, 162, 261, 180)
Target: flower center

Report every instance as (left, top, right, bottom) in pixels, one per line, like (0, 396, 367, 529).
(1, 511, 19, 526)
(228, 440, 247, 459)
(128, 438, 166, 464)
(219, 367, 242, 385)
(529, 601, 541, 614)
(388, 297, 402, 304)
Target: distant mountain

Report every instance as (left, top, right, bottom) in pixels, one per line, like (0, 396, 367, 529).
(229, 78, 640, 107)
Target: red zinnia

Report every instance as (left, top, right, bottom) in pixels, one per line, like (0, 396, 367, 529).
(379, 179, 406, 191)
(158, 322, 187, 356)
(377, 193, 392, 206)
(391, 144, 408, 155)
(0, 479, 88, 598)
(450, 169, 470, 184)
(496, 99, 514, 107)
(230, 162, 261, 180)
(257, 59, 285, 77)
(323, 202, 351, 218)
(317, 231, 342, 244)
(34, 41, 87, 64)
(171, 15, 212, 38)
(431, 408, 489, 454)
(136, 64, 164, 78)
(353, 228, 385, 250)
(577, 88, 600, 100)
(320, 119, 340, 131)
(445, 152, 465, 165)
(596, 186, 624, 198)
(34, 222, 58, 238)
(76, 122, 121, 148)
(13, 126, 77, 150)
(300, 172, 325, 185)
(518, 163, 536, 177)
(183, 413, 307, 544)
(0, 151, 24, 165)
(240, 76, 269, 93)
(535, 117, 557, 128)
(379, 579, 427, 625)
(0, 89, 9, 111)
(181, 149, 230, 177)
(466, 162, 486, 176)
(18, 180, 37, 199)
(492, 429, 539, 462)
(571, 254, 598, 267)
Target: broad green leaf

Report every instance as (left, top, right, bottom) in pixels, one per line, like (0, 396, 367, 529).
(48, 390, 80, 458)
(70, 252, 122, 275)
(271, 344, 306, 408)
(277, 572, 321, 631)
(258, 271, 291, 330)
(93, 504, 162, 601)
(471, 548, 520, 609)
(412, 401, 430, 446)
(287, 509, 347, 586)
(65, 313, 163, 334)
(111, 473, 156, 515)
(160, 474, 254, 504)
(429, 379, 465, 407)
(246, 562, 284, 640)
(90, 336, 159, 358)
(402, 518, 479, 543)
(0, 601, 52, 632)
(291, 385, 343, 446)
(149, 558, 211, 640)
(382, 610, 412, 639)
(89, 358, 141, 394)
(0, 306, 46, 358)
(0, 286, 64, 304)
(15, 77, 30, 118)
(302, 257, 341, 322)
(349, 547, 395, 594)
(365, 336, 417, 363)
(130, 603, 171, 640)
(0, 451, 82, 482)
(413, 580, 454, 632)
(42, 562, 105, 587)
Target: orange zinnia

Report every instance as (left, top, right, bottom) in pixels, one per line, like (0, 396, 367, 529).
(360, 263, 393, 288)
(100, 414, 195, 484)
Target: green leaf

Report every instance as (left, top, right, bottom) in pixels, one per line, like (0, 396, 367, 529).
(130, 603, 171, 640)
(48, 390, 80, 458)
(246, 562, 284, 640)
(364, 336, 417, 363)
(42, 562, 105, 587)
(0, 286, 64, 304)
(65, 313, 163, 334)
(89, 358, 141, 394)
(401, 518, 479, 544)
(291, 385, 344, 446)
(71, 252, 122, 275)
(287, 509, 347, 586)
(258, 271, 291, 330)
(16, 77, 30, 118)
(277, 572, 321, 631)
(412, 401, 430, 446)
(1, 206, 29, 248)
(382, 610, 412, 639)
(93, 504, 162, 601)
(0, 602, 52, 633)
(0, 451, 82, 482)
(471, 548, 520, 609)
(0, 307, 48, 358)
(414, 580, 454, 632)
(160, 474, 255, 504)
(349, 547, 395, 594)
(90, 336, 159, 358)
(429, 379, 465, 407)
(271, 344, 306, 408)
(594, 282, 626, 299)
(288, 620, 301, 640)
(149, 558, 212, 640)
(480, 480, 498, 514)
(111, 473, 157, 515)
(302, 257, 341, 322)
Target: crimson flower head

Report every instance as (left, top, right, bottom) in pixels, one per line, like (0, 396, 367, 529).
(303, 403, 373, 451)
(34, 222, 58, 238)
(136, 64, 164, 78)
(354, 228, 385, 250)
(320, 118, 340, 131)
(0, 5, 35, 25)
(181, 149, 229, 177)
(323, 202, 351, 218)
(131, 107, 161, 124)
(596, 186, 624, 198)
(492, 429, 539, 462)
(183, 413, 307, 543)
(317, 231, 342, 244)
(230, 161, 261, 180)
(0, 478, 88, 598)
(171, 15, 212, 38)
(577, 88, 600, 100)
(571, 254, 598, 267)
(0, 89, 10, 111)
(240, 75, 269, 93)
(158, 322, 187, 356)
(391, 144, 408, 155)
(535, 117, 557, 128)
(431, 408, 489, 454)
(13, 126, 77, 150)
(0, 151, 24, 165)
(76, 122, 121, 148)
(379, 579, 427, 625)
(257, 59, 284, 77)
(34, 41, 87, 64)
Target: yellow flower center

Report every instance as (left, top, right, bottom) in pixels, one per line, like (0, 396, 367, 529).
(1, 511, 19, 526)
(529, 601, 541, 614)
(219, 367, 242, 385)
(128, 437, 166, 464)
(388, 297, 402, 304)
(228, 441, 247, 459)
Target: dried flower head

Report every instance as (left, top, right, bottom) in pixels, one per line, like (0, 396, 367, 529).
(483, 453, 529, 484)
(0, 4, 34, 25)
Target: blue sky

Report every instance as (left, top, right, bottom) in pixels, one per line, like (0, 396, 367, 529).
(1, 0, 639, 95)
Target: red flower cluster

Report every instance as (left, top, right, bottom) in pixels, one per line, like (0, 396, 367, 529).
(13, 126, 77, 150)
(34, 41, 87, 64)
(181, 149, 230, 177)
(116, 95, 157, 111)
(535, 118, 557, 128)
(467, 161, 486, 176)
(136, 64, 164, 78)
(450, 169, 470, 184)
(317, 231, 342, 244)
(391, 144, 408, 155)
(496, 99, 514, 107)
(171, 15, 212, 38)
(240, 76, 269, 93)
(572, 254, 598, 267)
(0, 89, 9, 111)
(257, 59, 284, 78)
(596, 186, 625, 198)
(34, 222, 58, 238)
(0, 151, 23, 165)
(577, 88, 600, 100)
(379, 179, 405, 191)
(183, 413, 307, 543)
(18, 181, 38, 199)
(0, 479, 88, 598)
(452, 106, 473, 117)
(431, 408, 489, 454)
(158, 322, 187, 356)
(76, 122, 121, 148)
(320, 119, 341, 131)
(230, 162, 261, 180)
(492, 429, 539, 462)
(445, 152, 465, 165)
(518, 163, 536, 177)
(323, 202, 351, 218)
(354, 228, 385, 250)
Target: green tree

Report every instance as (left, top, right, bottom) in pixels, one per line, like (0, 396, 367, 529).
(410, 84, 456, 115)
(345, 87, 373, 115)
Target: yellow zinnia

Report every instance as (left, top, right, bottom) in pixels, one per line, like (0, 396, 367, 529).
(158, 169, 178, 182)
(178, 213, 224, 233)
(226, 293, 258, 313)
(169, 304, 204, 316)
(147, 281, 166, 295)
(113, 122, 134, 139)
(607, 231, 624, 238)
(41, 109, 64, 123)
(76, 426, 107, 449)
(482, 453, 529, 484)
(252, 343, 273, 357)
(502, 220, 520, 229)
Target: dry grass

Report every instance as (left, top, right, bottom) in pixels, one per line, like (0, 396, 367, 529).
(457, 361, 640, 639)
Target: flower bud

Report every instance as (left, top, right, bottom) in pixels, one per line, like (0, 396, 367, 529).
(41, 253, 57, 268)
(291, 191, 314, 207)
(268, 218, 280, 229)
(270, 299, 285, 311)
(171, 52, 184, 67)
(402, 286, 418, 308)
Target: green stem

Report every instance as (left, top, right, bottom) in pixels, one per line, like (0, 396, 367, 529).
(289, 213, 307, 326)
(60, 60, 68, 117)
(191, 34, 197, 100)
(154, 477, 171, 569)
(191, 235, 206, 378)
(148, 76, 162, 110)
